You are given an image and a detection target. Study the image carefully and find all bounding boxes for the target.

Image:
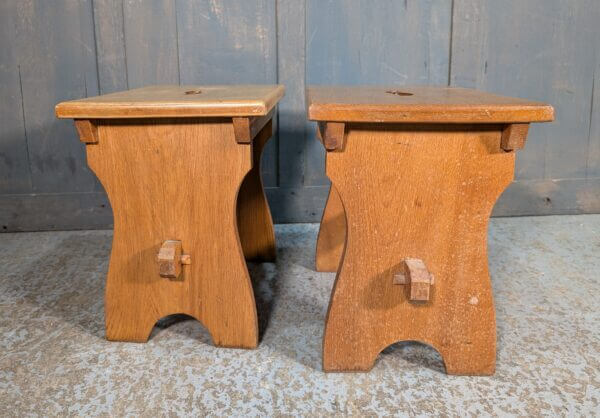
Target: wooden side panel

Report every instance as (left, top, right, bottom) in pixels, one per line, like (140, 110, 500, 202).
(176, 0, 278, 187)
(451, 0, 599, 183)
(305, 0, 453, 186)
(0, 1, 31, 193)
(122, 0, 179, 88)
(323, 124, 515, 374)
(16, 0, 99, 193)
(89, 119, 257, 346)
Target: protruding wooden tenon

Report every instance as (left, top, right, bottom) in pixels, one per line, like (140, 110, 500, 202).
(393, 258, 435, 302)
(157, 240, 191, 280)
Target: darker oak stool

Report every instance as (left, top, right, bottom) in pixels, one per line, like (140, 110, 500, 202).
(56, 85, 284, 348)
(308, 86, 553, 374)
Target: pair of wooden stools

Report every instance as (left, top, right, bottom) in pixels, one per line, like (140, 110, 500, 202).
(56, 85, 553, 375)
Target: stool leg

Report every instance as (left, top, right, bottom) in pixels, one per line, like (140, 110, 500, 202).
(322, 125, 514, 375)
(237, 120, 276, 262)
(86, 119, 258, 347)
(315, 185, 346, 272)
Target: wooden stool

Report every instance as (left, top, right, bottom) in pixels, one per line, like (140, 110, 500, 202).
(308, 86, 553, 374)
(56, 85, 284, 348)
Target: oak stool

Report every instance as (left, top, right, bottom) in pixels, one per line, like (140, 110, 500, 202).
(308, 86, 553, 374)
(56, 85, 284, 348)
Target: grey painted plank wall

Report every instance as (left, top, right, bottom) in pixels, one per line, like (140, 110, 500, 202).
(0, 0, 599, 231)
(452, 0, 600, 214)
(0, 2, 31, 194)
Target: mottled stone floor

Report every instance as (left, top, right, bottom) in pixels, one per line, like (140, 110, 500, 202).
(0, 216, 598, 416)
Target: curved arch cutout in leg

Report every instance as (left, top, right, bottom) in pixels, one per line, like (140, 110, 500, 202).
(150, 313, 215, 345)
(378, 340, 446, 373)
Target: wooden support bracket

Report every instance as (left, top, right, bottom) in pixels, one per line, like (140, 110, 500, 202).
(501, 123, 529, 151)
(232, 109, 274, 144)
(157, 240, 191, 280)
(317, 122, 346, 151)
(74, 119, 99, 144)
(393, 258, 435, 301)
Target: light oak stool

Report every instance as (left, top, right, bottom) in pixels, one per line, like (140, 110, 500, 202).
(56, 85, 284, 348)
(308, 86, 553, 374)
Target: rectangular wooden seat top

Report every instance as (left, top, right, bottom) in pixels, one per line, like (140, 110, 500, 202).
(307, 86, 554, 123)
(55, 84, 285, 119)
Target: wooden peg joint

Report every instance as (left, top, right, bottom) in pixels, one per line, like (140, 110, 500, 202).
(317, 122, 346, 151)
(232, 109, 274, 144)
(157, 240, 191, 280)
(393, 258, 435, 301)
(74, 119, 99, 144)
(501, 123, 529, 151)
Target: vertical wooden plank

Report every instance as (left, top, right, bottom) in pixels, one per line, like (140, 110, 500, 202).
(306, 0, 453, 185)
(16, 0, 99, 193)
(451, 0, 598, 181)
(122, 0, 179, 88)
(79, 0, 100, 98)
(93, 0, 128, 94)
(0, 2, 32, 193)
(308, 0, 451, 85)
(176, 0, 276, 85)
(176, 0, 278, 187)
(448, 1, 489, 88)
(586, 29, 600, 178)
(277, 0, 306, 188)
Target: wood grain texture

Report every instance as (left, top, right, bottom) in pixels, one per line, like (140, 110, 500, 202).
(501, 123, 529, 151)
(315, 185, 345, 272)
(237, 120, 277, 261)
(317, 122, 345, 151)
(157, 240, 185, 280)
(74, 120, 99, 144)
(307, 86, 554, 123)
(394, 258, 436, 302)
(86, 118, 259, 346)
(323, 124, 515, 375)
(56, 85, 285, 119)
(233, 109, 275, 144)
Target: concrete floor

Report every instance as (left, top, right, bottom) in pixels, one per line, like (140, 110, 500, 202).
(0, 215, 598, 416)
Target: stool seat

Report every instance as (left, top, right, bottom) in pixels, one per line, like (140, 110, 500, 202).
(307, 85, 553, 123)
(309, 85, 553, 375)
(56, 84, 285, 118)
